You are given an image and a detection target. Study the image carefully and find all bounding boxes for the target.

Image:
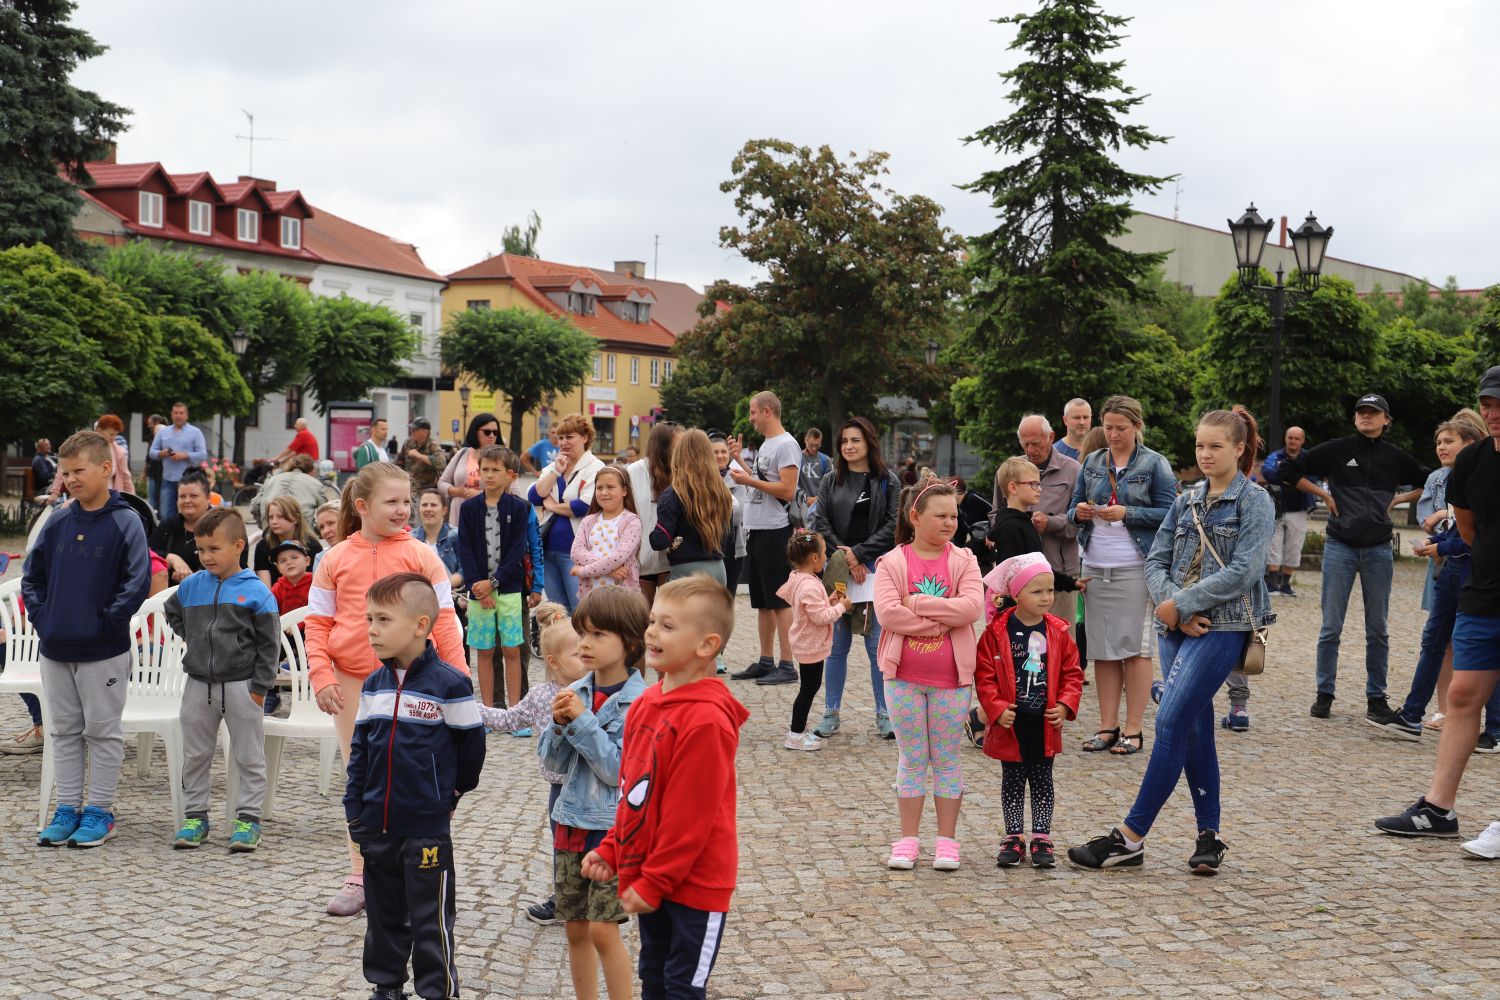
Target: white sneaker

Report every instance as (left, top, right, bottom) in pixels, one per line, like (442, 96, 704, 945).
(1460, 821, 1500, 860)
(0, 725, 43, 754)
(782, 730, 823, 752)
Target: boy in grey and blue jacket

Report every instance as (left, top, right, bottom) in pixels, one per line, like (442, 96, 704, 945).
(163, 508, 280, 852)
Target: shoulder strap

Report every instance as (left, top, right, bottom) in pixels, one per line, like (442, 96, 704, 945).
(1190, 501, 1261, 628)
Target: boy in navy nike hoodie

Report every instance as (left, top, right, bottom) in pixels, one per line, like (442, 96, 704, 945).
(163, 508, 280, 852)
(26, 431, 152, 849)
(346, 572, 485, 1000)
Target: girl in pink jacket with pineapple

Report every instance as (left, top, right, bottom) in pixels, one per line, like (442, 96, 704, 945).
(776, 528, 852, 752)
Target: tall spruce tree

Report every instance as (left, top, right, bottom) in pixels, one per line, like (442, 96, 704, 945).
(0, 1, 129, 255)
(957, 1, 1172, 457)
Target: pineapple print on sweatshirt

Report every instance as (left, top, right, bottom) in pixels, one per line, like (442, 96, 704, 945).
(895, 543, 961, 687)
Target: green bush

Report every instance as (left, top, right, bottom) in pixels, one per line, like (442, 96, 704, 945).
(1302, 530, 1324, 556)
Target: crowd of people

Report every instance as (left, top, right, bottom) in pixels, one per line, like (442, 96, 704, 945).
(9, 370, 1500, 999)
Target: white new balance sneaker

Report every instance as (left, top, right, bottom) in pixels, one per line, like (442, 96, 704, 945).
(782, 730, 823, 752)
(1460, 821, 1500, 860)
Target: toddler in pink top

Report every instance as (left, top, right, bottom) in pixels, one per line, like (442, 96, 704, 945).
(776, 528, 852, 752)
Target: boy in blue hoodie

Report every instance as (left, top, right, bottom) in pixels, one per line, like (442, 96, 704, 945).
(347, 572, 485, 1000)
(163, 508, 281, 852)
(26, 431, 152, 848)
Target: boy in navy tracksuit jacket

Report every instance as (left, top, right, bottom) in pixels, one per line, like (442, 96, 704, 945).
(163, 508, 280, 852)
(26, 431, 152, 848)
(347, 572, 485, 1000)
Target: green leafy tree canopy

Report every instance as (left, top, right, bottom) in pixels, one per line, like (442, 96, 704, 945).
(230, 268, 317, 463)
(305, 295, 421, 414)
(501, 211, 542, 258)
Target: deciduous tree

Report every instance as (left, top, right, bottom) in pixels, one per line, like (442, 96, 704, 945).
(231, 269, 317, 464)
(305, 295, 421, 414)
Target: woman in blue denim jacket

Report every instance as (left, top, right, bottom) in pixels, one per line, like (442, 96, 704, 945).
(1068, 407, 1274, 876)
(1066, 395, 1178, 756)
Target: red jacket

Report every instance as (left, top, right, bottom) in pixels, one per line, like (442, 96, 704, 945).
(592, 677, 748, 912)
(973, 609, 1083, 761)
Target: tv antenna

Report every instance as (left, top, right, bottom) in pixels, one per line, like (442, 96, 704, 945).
(1173, 176, 1184, 221)
(235, 110, 289, 177)
(653, 234, 660, 278)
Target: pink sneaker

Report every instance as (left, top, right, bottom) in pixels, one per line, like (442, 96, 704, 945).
(326, 877, 365, 916)
(933, 837, 961, 871)
(886, 836, 920, 870)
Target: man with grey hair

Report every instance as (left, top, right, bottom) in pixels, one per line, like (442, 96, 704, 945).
(995, 414, 1081, 627)
(1055, 398, 1092, 461)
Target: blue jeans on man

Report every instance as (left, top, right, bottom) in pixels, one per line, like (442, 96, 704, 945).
(1316, 537, 1394, 700)
(159, 479, 180, 524)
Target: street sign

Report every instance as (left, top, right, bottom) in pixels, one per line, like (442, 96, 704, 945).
(451, 418, 460, 434)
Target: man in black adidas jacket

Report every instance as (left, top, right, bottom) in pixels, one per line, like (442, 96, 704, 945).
(1279, 394, 1424, 725)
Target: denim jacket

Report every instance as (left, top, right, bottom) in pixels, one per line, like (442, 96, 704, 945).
(412, 521, 461, 577)
(1066, 442, 1178, 560)
(538, 670, 648, 830)
(1145, 471, 1276, 632)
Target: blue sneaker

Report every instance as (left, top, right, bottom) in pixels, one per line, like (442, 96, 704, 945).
(173, 817, 209, 849)
(38, 805, 81, 847)
(1221, 708, 1250, 731)
(228, 819, 262, 853)
(1150, 680, 1165, 705)
(66, 805, 116, 848)
(511, 728, 533, 738)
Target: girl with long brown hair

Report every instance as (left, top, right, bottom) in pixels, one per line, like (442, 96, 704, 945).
(628, 421, 681, 604)
(649, 429, 734, 585)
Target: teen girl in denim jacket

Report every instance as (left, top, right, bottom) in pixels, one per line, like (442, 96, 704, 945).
(1068, 407, 1274, 877)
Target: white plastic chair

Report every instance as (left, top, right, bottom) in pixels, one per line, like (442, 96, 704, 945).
(118, 587, 189, 830)
(260, 605, 340, 820)
(0, 579, 56, 831)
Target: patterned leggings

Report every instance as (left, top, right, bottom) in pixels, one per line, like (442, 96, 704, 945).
(885, 679, 969, 798)
(1001, 713, 1055, 835)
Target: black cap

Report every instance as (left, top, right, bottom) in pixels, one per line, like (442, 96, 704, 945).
(1480, 366, 1500, 402)
(270, 539, 309, 560)
(410, 417, 432, 431)
(1353, 393, 1390, 415)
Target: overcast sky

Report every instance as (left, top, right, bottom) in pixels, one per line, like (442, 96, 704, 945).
(70, 0, 1500, 292)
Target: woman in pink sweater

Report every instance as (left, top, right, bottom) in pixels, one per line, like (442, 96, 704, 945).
(776, 528, 852, 752)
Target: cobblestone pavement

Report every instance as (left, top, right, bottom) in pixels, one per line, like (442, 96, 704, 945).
(1, 557, 1497, 999)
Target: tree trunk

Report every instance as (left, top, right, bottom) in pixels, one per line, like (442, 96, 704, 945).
(823, 370, 846, 439)
(507, 396, 528, 453)
(233, 416, 247, 469)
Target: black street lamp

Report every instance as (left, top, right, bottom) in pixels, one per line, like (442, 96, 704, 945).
(220, 328, 250, 462)
(1226, 205, 1333, 447)
(924, 340, 940, 366)
(459, 384, 471, 438)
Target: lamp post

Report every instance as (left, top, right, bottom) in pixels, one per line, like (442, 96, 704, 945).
(1226, 205, 1333, 447)
(920, 340, 955, 474)
(459, 384, 471, 439)
(220, 328, 250, 462)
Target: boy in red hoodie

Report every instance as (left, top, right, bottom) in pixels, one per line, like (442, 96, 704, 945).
(582, 576, 748, 1000)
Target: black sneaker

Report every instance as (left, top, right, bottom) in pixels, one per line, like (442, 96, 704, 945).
(1188, 830, 1227, 876)
(1476, 733, 1500, 754)
(963, 708, 987, 749)
(1374, 798, 1461, 838)
(525, 895, 557, 925)
(369, 989, 409, 1000)
(1310, 692, 1334, 719)
(995, 835, 1026, 868)
(1066, 828, 1143, 870)
(730, 659, 774, 681)
(1029, 837, 1056, 869)
(755, 663, 798, 686)
(1281, 584, 1299, 597)
(1366, 697, 1398, 726)
(1371, 714, 1422, 741)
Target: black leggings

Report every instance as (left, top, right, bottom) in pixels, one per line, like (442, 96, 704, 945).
(789, 660, 824, 734)
(1000, 713, 1056, 835)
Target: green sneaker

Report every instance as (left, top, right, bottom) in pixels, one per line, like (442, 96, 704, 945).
(228, 819, 262, 853)
(173, 817, 209, 849)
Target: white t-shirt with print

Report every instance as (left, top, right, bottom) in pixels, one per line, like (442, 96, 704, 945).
(744, 431, 800, 531)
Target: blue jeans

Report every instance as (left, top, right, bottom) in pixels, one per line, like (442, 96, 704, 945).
(20, 694, 41, 726)
(1399, 557, 1467, 725)
(1124, 629, 1246, 837)
(1316, 537, 1393, 700)
(159, 479, 180, 523)
(822, 617, 886, 717)
(147, 475, 161, 518)
(543, 548, 579, 613)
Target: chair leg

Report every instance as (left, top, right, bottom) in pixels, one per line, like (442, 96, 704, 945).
(161, 728, 185, 833)
(263, 734, 285, 822)
(318, 737, 338, 796)
(37, 730, 55, 833)
(135, 732, 153, 779)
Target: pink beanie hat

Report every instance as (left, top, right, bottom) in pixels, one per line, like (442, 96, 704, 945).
(994, 552, 1052, 597)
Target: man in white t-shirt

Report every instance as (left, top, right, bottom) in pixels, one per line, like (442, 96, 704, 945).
(728, 390, 801, 685)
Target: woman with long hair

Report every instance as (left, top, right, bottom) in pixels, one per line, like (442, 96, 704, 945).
(436, 411, 501, 528)
(650, 429, 734, 584)
(628, 421, 681, 604)
(811, 416, 902, 739)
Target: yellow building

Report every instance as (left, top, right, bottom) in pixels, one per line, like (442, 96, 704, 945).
(439, 254, 687, 457)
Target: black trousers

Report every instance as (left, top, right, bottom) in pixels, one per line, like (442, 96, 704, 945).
(790, 660, 824, 733)
(361, 834, 460, 1000)
(637, 900, 727, 1000)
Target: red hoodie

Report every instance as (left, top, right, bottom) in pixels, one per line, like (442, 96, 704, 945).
(592, 676, 749, 912)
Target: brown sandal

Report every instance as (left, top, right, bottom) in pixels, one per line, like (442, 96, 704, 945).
(1110, 733, 1145, 755)
(1081, 727, 1120, 752)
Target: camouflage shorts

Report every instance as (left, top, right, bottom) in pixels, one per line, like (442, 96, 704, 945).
(554, 849, 628, 924)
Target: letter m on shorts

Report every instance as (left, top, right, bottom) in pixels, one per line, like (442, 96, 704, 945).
(419, 846, 441, 868)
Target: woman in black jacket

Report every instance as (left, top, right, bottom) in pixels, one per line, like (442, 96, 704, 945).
(810, 416, 902, 739)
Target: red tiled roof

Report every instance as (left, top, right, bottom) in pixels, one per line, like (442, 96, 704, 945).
(78, 188, 319, 262)
(84, 161, 172, 188)
(168, 172, 224, 200)
(302, 206, 444, 283)
(589, 266, 705, 336)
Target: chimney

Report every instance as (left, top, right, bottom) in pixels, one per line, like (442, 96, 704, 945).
(100, 143, 117, 164)
(614, 260, 648, 280)
(1279, 215, 1288, 248)
(239, 175, 278, 192)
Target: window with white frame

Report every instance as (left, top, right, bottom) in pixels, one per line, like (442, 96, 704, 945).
(138, 191, 163, 228)
(650, 359, 660, 387)
(607, 354, 616, 382)
(188, 200, 212, 235)
(592, 354, 602, 381)
(236, 208, 259, 243)
(663, 359, 674, 382)
(280, 216, 301, 249)
(630, 356, 639, 384)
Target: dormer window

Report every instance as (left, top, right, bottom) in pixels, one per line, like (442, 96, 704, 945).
(188, 200, 212, 235)
(280, 217, 301, 249)
(634, 302, 651, 323)
(139, 191, 164, 228)
(567, 291, 597, 316)
(236, 208, 259, 243)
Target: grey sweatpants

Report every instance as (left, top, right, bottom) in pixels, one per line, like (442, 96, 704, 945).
(41, 653, 132, 811)
(180, 677, 267, 822)
(1227, 668, 1250, 709)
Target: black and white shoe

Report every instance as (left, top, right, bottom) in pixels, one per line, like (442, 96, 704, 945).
(1310, 692, 1333, 719)
(995, 835, 1026, 868)
(1370, 714, 1422, 741)
(1374, 798, 1461, 838)
(1365, 697, 1399, 726)
(369, 989, 409, 1000)
(525, 895, 557, 926)
(1476, 733, 1500, 754)
(1066, 828, 1143, 870)
(1188, 830, 1226, 876)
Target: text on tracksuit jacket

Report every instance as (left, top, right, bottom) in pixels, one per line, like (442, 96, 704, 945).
(1280, 434, 1425, 548)
(164, 568, 282, 697)
(456, 490, 541, 594)
(973, 608, 1084, 762)
(593, 678, 748, 912)
(21, 491, 152, 662)
(344, 642, 486, 839)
